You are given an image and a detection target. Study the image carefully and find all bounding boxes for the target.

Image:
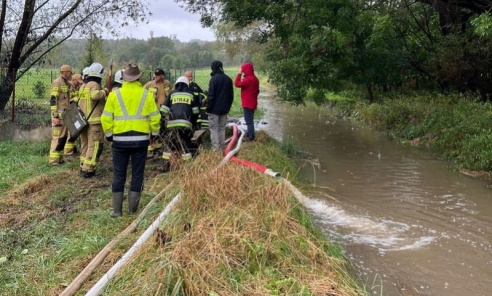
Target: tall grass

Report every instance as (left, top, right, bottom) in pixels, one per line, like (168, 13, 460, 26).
(0, 131, 365, 295)
(101, 136, 363, 295)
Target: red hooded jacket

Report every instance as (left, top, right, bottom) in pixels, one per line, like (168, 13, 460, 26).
(234, 62, 260, 110)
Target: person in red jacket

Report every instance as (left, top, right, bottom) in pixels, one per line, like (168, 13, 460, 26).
(234, 62, 260, 141)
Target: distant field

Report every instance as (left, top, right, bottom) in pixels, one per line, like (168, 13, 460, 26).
(13, 66, 245, 117)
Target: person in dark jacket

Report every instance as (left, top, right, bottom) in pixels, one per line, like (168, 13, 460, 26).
(235, 62, 260, 141)
(185, 70, 208, 129)
(159, 76, 200, 165)
(207, 60, 234, 151)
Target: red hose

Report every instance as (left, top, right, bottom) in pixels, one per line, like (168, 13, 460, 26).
(224, 124, 268, 174)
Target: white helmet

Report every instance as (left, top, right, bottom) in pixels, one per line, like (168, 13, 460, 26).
(88, 62, 104, 78)
(82, 67, 90, 79)
(175, 76, 189, 87)
(114, 69, 124, 84)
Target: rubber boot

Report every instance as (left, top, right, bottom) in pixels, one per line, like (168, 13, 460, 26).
(128, 191, 141, 214)
(110, 192, 124, 218)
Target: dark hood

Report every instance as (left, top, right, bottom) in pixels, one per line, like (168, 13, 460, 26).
(86, 76, 102, 85)
(175, 82, 189, 92)
(210, 60, 224, 76)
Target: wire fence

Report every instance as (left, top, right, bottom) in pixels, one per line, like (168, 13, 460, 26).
(0, 68, 224, 126)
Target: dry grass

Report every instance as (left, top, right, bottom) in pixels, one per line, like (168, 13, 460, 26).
(101, 149, 363, 295)
(0, 133, 364, 295)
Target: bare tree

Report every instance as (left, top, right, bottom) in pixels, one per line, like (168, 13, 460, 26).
(0, 0, 151, 110)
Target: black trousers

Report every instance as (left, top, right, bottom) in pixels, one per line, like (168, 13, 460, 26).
(112, 145, 147, 193)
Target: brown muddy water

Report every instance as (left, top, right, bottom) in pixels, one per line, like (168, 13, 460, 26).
(259, 96, 492, 296)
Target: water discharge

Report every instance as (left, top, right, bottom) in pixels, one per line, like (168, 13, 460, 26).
(260, 94, 492, 296)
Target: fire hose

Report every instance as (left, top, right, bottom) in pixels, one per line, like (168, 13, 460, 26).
(78, 124, 288, 295)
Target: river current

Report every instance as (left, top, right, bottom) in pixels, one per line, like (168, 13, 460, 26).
(259, 95, 492, 296)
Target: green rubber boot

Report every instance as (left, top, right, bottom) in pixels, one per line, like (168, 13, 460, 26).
(128, 191, 141, 214)
(110, 192, 124, 218)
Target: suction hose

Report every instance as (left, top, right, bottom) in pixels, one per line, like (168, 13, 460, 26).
(222, 124, 280, 178)
(84, 124, 284, 295)
(222, 124, 311, 208)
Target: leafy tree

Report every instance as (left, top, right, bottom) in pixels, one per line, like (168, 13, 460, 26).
(81, 33, 109, 68)
(0, 0, 151, 110)
(178, 0, 492, 103)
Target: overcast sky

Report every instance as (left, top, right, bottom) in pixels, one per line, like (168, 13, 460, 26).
(119, 0, 216, 42)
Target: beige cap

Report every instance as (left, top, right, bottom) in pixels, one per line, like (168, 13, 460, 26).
(60, 64, 73, 73)
(72, 73, 83, 83)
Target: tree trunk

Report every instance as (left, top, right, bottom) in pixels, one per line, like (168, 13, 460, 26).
(366, 83, 374, 103)
(0, 68, 15, 111)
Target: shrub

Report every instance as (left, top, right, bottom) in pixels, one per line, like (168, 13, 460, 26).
(32, 80, 47, 98)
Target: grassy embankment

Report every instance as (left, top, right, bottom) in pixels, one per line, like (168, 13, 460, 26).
(322, 90, 492, 177)
(0, 76, 367, 295)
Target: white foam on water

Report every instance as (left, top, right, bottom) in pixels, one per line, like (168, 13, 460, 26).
(304, 197, 435, 252)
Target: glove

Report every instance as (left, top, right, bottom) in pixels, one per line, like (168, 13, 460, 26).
(106, 135, 113, 142)
(150, 134, 157, 142)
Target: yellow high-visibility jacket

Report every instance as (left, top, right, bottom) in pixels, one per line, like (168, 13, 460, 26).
(101, 81, 161, 145)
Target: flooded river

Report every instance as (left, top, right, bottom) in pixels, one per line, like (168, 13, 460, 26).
(259, 96, 492, 296)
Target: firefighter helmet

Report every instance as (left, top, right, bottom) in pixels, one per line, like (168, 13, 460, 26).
(88, 62, 104, 78)
(114, 69, 124, 84)
(175, 76, 189, 86)
(82, 67, 90, 79)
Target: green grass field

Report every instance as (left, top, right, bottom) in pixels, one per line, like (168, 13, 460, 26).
(11, 66, 255, 125)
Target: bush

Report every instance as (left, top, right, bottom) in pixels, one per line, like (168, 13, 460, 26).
(32, 80, 47, 98)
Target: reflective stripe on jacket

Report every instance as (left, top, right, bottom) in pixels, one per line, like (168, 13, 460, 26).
(78, 81, 106, 124)
(164, 91, 200, 122)
(144, 79, 173, 107)
(101, 81, 161, 143)
(50, 76, 71, 118)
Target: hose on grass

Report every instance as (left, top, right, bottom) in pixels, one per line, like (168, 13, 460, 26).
(85, 192, 182, 296)
(59, 182, 173, 296)
(84, 124, 291, 295)
(222, 124, 280, 178)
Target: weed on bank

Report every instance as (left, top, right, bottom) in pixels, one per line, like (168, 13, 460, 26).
(326, 92, 492, 175)
(0, 132, 365, 295)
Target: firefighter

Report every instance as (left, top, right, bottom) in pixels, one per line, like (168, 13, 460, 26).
(184, 70, 208, 129)
(159, 76, 200, 166)
(144, 68, 172, 157)
(49, 64, 73, 166)
(101, 64, 161, 217)
(78, 62, 108, 178)
(111, 69, 125, 90)
(82, 67, 90, 82)
(63, 73, 84, 156)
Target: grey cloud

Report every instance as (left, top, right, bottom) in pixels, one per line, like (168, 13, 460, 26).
(121, 0, 215, 41)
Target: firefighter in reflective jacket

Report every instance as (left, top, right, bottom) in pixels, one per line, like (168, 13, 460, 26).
(49, 64, 73, 166)
(101, 64, 161, 217)
(184, 71, 208, 129)
(159, 76, 200, 164)
(78, 62, 108, 178)
(145, 68, 172, 156)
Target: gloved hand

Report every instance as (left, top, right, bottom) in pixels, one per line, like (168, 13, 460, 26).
(106, 135, 113, 142)
(150, 134, 157, 142)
